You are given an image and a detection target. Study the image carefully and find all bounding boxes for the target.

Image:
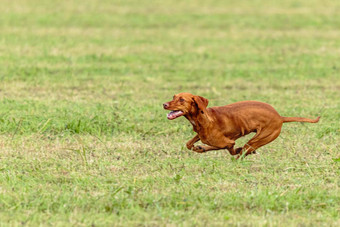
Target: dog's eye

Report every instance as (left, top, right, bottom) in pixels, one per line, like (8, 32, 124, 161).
(180, 98, 185, 102)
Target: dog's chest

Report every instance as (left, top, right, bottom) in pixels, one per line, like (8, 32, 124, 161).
(198, 128, 222, 146)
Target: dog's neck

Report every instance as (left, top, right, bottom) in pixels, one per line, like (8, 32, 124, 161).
(185, 109, 212, 132)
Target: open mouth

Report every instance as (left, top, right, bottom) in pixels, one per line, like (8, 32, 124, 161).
(167, 110, 184, 120)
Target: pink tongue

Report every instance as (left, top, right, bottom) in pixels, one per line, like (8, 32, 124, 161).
(167, 111, 184, 120)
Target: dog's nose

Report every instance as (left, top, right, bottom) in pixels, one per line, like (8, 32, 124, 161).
(163, 103, 169, 109)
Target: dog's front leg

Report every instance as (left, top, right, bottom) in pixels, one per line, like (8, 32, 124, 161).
(186, 134, 200, 150)
(192, 145, 221, 153)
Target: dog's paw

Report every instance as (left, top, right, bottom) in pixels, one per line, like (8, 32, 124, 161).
(235, 147, 242, 154)
(193, 146, 206, 153)
(186, 142, 194, 150)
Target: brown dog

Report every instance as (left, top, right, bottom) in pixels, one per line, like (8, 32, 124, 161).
(163, 93, 320, 157)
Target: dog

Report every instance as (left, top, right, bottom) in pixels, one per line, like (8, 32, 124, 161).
(163, 93, 320, 157)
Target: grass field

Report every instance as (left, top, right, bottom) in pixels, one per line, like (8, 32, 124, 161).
(0, 0, 339, 226)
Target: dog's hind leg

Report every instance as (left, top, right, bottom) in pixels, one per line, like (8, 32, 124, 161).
(238, 126, 282, 157)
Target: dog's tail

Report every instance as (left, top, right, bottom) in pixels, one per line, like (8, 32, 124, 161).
(282, 116, 320, 123)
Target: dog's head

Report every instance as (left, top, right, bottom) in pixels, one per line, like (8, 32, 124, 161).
(163, 93, 209, 120)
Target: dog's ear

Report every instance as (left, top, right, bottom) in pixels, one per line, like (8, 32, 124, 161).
(192, 95, 209, 111)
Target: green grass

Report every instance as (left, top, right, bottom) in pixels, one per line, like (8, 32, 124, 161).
(0, 0, 339, 226)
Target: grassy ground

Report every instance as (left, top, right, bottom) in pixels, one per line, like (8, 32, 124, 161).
(0, 0, 339, 226)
